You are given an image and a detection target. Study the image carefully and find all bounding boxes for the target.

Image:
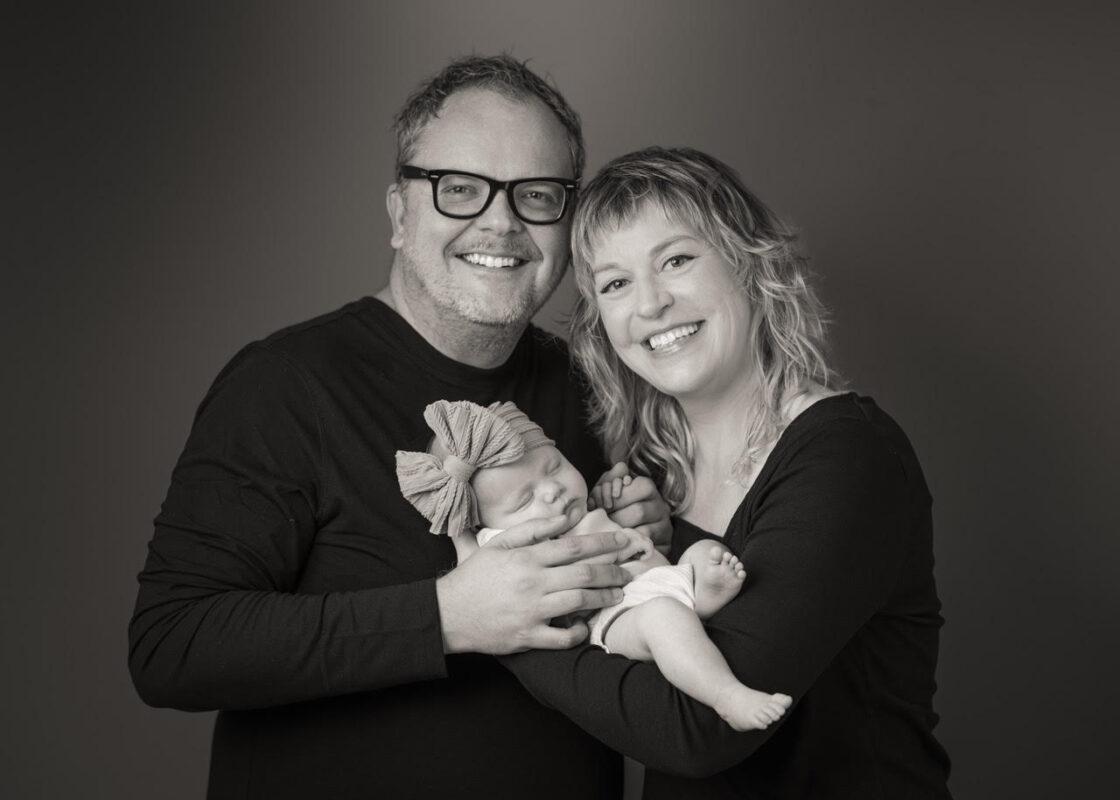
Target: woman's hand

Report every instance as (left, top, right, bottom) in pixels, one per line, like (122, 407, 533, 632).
(591, 462, 672, 554)
(589, 461, 632, 511)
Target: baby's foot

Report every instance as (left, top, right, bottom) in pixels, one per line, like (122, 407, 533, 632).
(715, 685, 793, 732)
(692, 546, 746, 618)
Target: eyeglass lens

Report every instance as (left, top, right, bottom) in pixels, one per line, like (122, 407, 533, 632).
(436, 174, 566, 221)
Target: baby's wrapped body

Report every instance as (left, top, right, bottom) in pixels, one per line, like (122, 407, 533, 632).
(397, 399, 791, 731)
(481, 507, 689, 650)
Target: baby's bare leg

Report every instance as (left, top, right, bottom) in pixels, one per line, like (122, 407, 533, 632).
(603, 596, 792, 731)
(679, 540, 746, 619)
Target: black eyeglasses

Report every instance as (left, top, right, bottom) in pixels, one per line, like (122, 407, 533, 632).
(399, 165, 578, 225)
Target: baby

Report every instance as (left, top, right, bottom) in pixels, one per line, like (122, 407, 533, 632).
(396, 399, 792, 731)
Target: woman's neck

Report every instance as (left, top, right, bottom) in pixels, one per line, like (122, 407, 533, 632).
(677, 394, 756, 536)
(686, 404, 753, 483)
(679, 382, 837, 535)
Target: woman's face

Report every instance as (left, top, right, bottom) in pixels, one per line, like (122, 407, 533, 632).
(587, 204, 756, 405)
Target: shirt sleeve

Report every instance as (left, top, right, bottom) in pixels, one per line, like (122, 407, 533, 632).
(128, 345, 447, 712)
(500, 419, 916, 777)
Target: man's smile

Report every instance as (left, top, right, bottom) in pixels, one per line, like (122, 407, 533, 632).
(459, 252, 528, 268)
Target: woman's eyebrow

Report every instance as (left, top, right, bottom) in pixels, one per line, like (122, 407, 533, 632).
(591, 235, 698, 275)
(649, 235, 697, 259)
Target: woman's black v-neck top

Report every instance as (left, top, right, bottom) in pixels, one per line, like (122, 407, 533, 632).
(505, 393, 951, 799)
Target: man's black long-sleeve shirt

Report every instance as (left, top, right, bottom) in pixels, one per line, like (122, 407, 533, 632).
(129, 297, 620, 799)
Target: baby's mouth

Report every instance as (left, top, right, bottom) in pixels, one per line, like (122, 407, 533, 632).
(562, 496, 585, 520)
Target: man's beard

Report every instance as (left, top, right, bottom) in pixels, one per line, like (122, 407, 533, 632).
(399, 250, 562, 329)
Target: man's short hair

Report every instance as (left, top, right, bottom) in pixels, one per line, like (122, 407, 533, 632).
(393, 54, 585, 181)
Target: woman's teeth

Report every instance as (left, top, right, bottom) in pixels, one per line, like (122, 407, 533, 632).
(461, 253, 522, 268)
(646, 323, 700, 351)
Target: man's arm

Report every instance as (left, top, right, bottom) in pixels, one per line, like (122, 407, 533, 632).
(129, 345, 630, 711)
(501, 421, 914, 775)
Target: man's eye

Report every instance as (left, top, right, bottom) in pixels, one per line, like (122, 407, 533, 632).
(442, 184, 477, 196)
(598, 278, 628, 294)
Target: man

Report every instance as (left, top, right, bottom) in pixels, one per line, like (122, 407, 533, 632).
(130, 56, 665, 799)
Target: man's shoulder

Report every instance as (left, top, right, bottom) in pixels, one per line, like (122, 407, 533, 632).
(257, 297, 378, 358)
(527, 324, 570, 355)
(525, 325, 576, 373)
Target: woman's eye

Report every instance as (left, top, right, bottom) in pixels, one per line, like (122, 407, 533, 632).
(598, 278, 629, 294)
(664, 254, 694, 270)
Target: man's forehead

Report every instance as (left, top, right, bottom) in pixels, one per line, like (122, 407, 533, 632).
(410, 87, 572, 179)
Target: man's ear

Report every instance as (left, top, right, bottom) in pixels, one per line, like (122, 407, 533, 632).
(387, 183, 406, 250)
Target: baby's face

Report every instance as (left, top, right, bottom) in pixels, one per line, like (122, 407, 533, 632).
(472, 445, 589, 530)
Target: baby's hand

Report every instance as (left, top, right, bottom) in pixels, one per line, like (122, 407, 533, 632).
(616, 528, 655, 564)
(589, 462, 632, 511)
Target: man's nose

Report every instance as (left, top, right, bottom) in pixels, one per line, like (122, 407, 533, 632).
(635, 275, 673, 318)
(474, 188, 522, 235)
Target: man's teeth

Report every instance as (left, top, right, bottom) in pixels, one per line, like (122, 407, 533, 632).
(646, 324, 700, 351)
(461, 253, 522, 268)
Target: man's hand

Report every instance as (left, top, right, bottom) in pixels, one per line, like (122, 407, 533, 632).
(590, 462, 672, 553)
(435, 515, 632, 655)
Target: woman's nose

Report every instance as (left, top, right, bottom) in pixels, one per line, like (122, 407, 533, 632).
(635, 276, 672, 318)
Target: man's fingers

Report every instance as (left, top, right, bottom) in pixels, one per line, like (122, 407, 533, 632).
(540, 587, 624, 618)
(521, 620, 591, 650)
(540, 561, 630, 593)
(493, 514, 570, 549)
(532, 529, 629, 566)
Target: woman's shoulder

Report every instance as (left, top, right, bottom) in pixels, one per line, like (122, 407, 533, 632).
(784, 391, 909, 448)
(774, 391, 930, 500)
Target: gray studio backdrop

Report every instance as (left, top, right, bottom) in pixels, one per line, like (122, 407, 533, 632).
(7, 2, 1118, 798)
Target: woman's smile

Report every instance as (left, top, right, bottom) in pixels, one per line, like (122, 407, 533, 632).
(643, 321, 704, 352)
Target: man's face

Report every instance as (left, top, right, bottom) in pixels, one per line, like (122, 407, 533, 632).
(387, 88, 574, 329)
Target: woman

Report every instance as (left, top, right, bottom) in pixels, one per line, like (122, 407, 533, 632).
(503, 147, 951, 798)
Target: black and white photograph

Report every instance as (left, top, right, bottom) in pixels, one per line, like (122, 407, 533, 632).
(6, 2, 1118, 798)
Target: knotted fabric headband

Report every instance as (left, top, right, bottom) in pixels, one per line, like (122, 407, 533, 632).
(395, 400, 555, 536)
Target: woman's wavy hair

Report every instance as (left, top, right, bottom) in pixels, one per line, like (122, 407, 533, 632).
(570, 147, 835, 512)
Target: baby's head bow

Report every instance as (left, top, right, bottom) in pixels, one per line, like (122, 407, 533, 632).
(395, 400, 554, 536)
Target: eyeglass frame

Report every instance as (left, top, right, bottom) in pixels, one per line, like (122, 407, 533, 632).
(398, 165, 579, 225)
